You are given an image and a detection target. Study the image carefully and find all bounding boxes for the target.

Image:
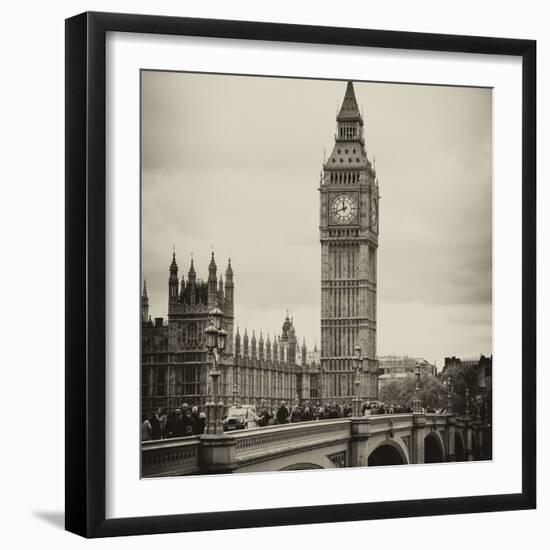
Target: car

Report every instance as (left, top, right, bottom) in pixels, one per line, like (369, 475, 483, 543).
(222, 404, 259, 431)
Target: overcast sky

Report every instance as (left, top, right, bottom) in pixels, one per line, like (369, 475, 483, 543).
(141, 71, 492, 368)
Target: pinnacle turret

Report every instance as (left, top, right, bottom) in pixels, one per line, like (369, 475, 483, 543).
(208, 251, 217, 275)
(168, 251, 179, 304)
(169, 251, 178, 273)
(225, 258, 233, 278)
(141, 279, 149, 322)
(251, 330, 257, 358)
(243, 328, 249, 357)
(208, 251, 218, 306)
(188, 258, 196, 279)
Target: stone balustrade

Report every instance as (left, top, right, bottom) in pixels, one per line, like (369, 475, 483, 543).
(142, 435, 201, 477)
(141, 412, 488, 477)
(232, 419, 350, 466)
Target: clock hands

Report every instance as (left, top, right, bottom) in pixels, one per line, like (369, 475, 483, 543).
(335, 201, 347, 214)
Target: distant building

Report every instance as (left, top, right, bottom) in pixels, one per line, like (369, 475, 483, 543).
(377, 355, 437, 390)
(441, 355, 492, 393)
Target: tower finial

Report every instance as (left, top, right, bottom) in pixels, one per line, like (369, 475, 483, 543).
(169, 249, 178, 272)
(209, 250, 217, 270)
(226, 257, 233, 276)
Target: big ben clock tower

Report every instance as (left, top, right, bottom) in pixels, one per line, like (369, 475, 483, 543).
(319, 81, 380, 403)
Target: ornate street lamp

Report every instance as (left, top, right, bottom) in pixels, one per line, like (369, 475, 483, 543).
(412, 363, 422, 413)
(204, 305, 227, 435)
(352, 345, 362, 417)
(445, 375, 454, 414)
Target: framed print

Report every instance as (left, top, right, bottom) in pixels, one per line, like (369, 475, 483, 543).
(65, 11, 536, 538)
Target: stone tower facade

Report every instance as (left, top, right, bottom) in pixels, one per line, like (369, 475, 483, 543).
(319, 81, 380, 402)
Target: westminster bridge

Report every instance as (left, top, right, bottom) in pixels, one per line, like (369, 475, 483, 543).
(142, 412, 491, 477)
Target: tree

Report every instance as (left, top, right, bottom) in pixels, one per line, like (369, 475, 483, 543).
(442, 362, 488, 417)
(379, 373, 447, 410)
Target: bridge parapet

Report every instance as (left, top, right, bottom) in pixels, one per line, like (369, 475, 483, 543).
(140, 413, 486, 477)
(142, 435, 201, 477)
(233, 419, 350, 466)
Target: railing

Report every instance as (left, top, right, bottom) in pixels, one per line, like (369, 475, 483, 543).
(232, 419, 350, 465)
(140, 413, 473, 476)
(142, 435, 200, 477)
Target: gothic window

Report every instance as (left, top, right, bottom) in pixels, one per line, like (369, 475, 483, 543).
(340, 158, 343, 163)
(153, 366, 167, 396)
(352, 148, 356, 154)
(188, 323, 197, 341)
(174, 365, 201, 396)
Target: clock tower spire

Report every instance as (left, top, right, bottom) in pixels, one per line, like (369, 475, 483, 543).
(319, 81, 380, 403)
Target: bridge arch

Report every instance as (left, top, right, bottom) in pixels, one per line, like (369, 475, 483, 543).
(279, 463, 324, 471)
(424, 432, 445, 463)
(368, 440, 408, 467)
(455, 431, 466, 462)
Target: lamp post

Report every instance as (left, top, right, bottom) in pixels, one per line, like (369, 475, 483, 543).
(446, 375, 453, 414)
(232, 384, 239, 405)
(352, 345, 362, 417)
(204, 306, 227, 435)
(412, 363, 422, 413)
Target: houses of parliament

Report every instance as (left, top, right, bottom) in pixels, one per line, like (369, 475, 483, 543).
(141, 81, 380, 414)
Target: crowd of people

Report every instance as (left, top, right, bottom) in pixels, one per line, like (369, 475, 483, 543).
(256, 399, 426, 426)
(141, 405, 206, 441)
(142, 400, 446, 441)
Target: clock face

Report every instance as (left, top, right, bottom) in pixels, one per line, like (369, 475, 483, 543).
(330, 193, 358, 224)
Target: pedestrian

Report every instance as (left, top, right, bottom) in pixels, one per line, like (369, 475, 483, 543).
(191, 406, 201, 434)
(164, 409, 179, 438)
(182, 409, 196, 436)
(303, 406, 313, 421)
(276, 401, 289, 424)
(197, 412, 206, 434)
(258, 403, 272, 427)
(158, 408, 168, 436)
(141, 413, 152, 441)
(149, 409, 162, 440)
(173, 409, 186, 437)
(290, 404, 303, 423)
(316, 406, 325, 420)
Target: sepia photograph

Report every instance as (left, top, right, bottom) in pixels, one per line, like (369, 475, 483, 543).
(140, 72, 493, 476)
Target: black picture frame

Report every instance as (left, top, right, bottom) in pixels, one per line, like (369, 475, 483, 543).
(65, 11, 536, 538)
